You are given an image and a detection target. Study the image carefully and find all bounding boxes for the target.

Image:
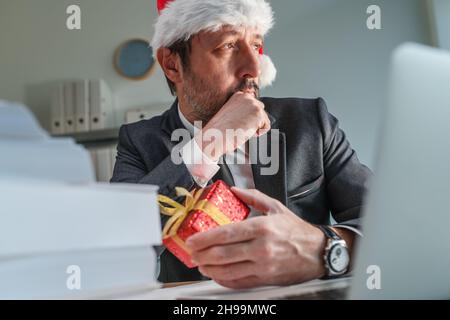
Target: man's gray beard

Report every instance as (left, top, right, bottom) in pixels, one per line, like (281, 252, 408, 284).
(182, 73, 231, 122)
(182, 71, 260, 123)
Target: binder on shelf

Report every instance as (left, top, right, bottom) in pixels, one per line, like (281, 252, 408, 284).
(63, 82, 76, 133)
(50, 83, 65, 135)
(74, 79, 90, 133)
(89, 79, 115, 131)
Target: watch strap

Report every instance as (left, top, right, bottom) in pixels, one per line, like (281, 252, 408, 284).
(318, 225, 341, 241)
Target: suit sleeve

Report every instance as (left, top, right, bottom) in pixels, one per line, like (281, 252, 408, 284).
(110, 124, 196, 198)
(317, 98, 373, 229)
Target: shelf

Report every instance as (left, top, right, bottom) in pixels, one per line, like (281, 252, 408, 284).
(52, 127, 120, 145)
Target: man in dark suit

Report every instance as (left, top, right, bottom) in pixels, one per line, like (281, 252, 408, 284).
(111, 0, 372, 288)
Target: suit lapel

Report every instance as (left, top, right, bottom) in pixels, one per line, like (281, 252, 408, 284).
(250, 113, 288, 206)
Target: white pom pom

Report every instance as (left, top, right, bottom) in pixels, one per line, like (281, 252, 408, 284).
(258, 54, 277, 88)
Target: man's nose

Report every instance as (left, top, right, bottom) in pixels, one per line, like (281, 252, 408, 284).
(237, 44, 260, 80)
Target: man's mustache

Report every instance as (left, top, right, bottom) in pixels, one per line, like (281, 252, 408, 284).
(237, 79, 260, 97)
(225, 79, 260, 101)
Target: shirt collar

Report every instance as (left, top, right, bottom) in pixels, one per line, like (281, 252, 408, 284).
(177, 104, 200, 137)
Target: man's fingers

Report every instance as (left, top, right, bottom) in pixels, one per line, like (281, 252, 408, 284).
(215, 275, 264, 289)
(198, 261, 256, 281)
(191, 241, 254, 265)
(231, 187, 278, 215)
(256, 113, 271, 137)
(186, 218, 260, 251)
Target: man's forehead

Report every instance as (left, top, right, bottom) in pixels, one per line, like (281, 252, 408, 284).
(196, 25, 263, 44)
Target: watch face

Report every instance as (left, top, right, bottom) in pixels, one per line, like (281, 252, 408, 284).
(329, 244, 350, 273)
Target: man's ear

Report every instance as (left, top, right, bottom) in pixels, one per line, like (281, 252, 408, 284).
(157, 47, 183, 84)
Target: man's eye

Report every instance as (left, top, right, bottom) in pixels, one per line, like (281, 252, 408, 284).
(223, 43, 236, 50)
(254, 43, 263, 51)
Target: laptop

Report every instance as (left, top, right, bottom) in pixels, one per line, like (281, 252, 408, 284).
(348, 42, 450, 299)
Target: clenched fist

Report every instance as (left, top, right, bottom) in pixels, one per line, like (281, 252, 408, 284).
(194, 92, 271, 161)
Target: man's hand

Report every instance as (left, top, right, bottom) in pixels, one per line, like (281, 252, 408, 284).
(185, 187, 328, 289)
(194, 92, 271, 161)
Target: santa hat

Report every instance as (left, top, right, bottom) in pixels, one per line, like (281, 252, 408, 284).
(151, 0, 277, 88)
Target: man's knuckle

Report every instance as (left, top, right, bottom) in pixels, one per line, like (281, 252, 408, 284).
(222, 227, 234, 241)
(263, 263, 277, 275)
(211, 247, 226, 261)
(273, 200, 285, 212)
(258, 101, 265, 109)
(249, 103, 260, 114)
(251, 217, 264, 230)
(258, 223, 273, 237)
(256, 106, 265, 116)
(242, 225, 254, 239)
(259, 243, 274, 259)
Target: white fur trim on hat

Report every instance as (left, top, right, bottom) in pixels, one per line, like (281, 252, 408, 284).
(258, 54, 276, 88)
(152, 0, 274, 49)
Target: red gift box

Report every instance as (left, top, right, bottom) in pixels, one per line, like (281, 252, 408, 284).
(158, 180, 250, 268)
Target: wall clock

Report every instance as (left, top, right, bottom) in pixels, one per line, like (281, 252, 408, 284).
(114, 39, 155, 80)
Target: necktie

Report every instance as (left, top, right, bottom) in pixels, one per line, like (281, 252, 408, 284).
(198, 156, 234, 280)
(213, 155, 235, 187)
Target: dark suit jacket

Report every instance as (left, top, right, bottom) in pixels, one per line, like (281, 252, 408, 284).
(111, 97, 372, 283)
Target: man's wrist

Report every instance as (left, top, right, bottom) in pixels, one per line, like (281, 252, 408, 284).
(312, 224, 327, 279)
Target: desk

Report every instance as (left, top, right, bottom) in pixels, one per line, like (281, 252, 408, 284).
(162, 281, 202, 289)
(125, 277, 351, 300)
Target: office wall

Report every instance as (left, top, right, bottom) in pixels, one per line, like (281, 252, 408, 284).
(0, 0, 432, 167)
(264, 0, 432, 167)
(0, 0, 171, 130)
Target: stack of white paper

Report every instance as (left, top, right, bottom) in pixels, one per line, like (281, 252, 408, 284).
(0, 100, 49, 140)
(0, 180, 162, 299)
(0, 100, 95, 183)
(0, 101, 162, 299)
(0, 139, 95, 183)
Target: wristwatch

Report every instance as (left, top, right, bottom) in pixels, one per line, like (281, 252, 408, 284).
(317, 225, 350, 278)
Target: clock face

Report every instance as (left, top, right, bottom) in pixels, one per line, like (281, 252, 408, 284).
(329, 244, 350, 273)
(114, 39, 155, 80)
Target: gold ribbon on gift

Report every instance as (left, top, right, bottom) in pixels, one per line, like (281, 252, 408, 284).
(157, 187, 231, 254)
